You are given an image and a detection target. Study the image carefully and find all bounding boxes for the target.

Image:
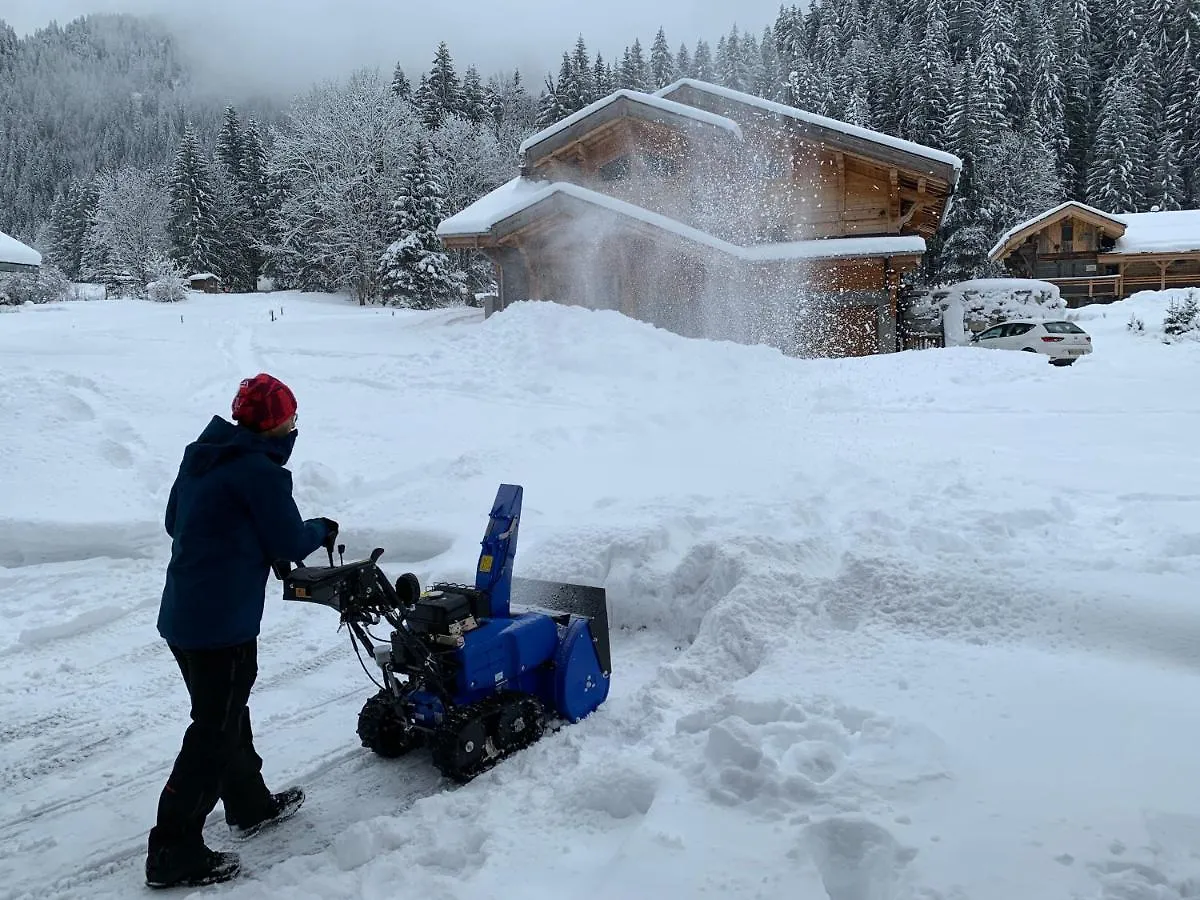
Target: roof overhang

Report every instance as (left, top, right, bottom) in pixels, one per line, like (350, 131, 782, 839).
(439, 178, 926, 265)
(519, 89, 744, 170)
(988, 201, 1126, 261)
(0, 260, 39, 274)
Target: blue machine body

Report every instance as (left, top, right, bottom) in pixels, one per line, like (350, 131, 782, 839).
(406, 482, 610, 725)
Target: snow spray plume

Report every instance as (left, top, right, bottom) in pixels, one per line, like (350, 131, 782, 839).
(509, 114, 830, 356)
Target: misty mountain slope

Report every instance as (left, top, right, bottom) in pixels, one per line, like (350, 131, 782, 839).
(0, 13, 200, 237)
(2, 291, 1200, 899)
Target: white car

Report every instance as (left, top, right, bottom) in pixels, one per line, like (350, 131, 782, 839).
(969, 319, 1093, 365)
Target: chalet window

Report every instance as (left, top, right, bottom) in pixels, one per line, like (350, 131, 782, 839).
(599, 155, 630, 181)
(1061, 221, 1074, 252)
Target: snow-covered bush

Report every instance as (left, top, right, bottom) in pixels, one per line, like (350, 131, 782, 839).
(0, 264, 73, 305)
(912, 278, 1066, 345)
(145, 254, 188, 302)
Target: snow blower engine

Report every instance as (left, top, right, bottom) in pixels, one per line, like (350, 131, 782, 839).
(276, 484, 611, 782)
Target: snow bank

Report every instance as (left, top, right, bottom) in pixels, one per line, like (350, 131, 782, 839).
(3, 291, 1200, 900)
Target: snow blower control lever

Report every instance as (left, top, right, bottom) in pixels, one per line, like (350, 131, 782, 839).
(278, 483, 611, 783)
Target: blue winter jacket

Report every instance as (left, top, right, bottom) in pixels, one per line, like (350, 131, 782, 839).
(157, 415, 329, 650)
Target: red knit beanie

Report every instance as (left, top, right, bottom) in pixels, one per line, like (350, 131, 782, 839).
(231, 373, 297, 432)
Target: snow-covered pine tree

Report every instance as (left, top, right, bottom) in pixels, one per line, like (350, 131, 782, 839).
(461, 66, 490, 125)
(593, 54, 613, 96)
(376, 140, 467, 309)
(554, 53, 581, 114)
(414, 74, 441, 131)
(650, 27, 677, 88)
(1025, 11, 1070, 184)
(619, 39, 651, 91)
(426, 41, 463, 125)
(536, 71, 568, 127)
(693, 40, 714, 81)
(391, 63, 412, 99)
(571, 37, 597, 106)
(757, 25, 782, 98)
(675, 43, 693, 79)
(45, 178, 98, 279)
(1087, 60, 1147, 212)
(168, 124, 222, 277)
(216, 105, 245, 186)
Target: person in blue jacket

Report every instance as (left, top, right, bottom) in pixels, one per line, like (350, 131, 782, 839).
(145, 373, 337, 890)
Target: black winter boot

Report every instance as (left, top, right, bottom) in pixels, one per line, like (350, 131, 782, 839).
(145, 845, 240, 889)
(228, 786, 305, 841)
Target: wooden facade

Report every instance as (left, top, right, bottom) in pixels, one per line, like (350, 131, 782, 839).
(989, 202, 1200, 306)
(439, 81, 961, 357)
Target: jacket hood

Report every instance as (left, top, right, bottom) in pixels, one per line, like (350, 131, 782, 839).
(182, 415, 298, 476)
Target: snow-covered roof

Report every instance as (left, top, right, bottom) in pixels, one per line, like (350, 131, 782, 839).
(987, 201, 1122, 259)
(1110, 209, 1200, 255)
(988, 202, 1200, 259)
(518, 89, 744, 155)
(438, 176, 925, 262)
(0, 230, 41, 269)
(654, 79, 963, 174)
(188, 272, 220, 280)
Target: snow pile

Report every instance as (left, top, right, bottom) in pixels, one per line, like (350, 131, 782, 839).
(1073, 288, 1200, 345)
(3, 291, 1200, 900)
(912, 278, 1065, 345)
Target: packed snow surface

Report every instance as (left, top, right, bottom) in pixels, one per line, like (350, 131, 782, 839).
(3, 291, 1200, 900)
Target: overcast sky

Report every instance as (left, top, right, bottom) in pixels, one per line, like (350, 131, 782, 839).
(5, 0, 785, 97)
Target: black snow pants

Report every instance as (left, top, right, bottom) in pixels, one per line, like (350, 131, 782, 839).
(148, 638, 275, 852)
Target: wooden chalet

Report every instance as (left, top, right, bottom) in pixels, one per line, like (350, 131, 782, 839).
(438, 79, 961, 357)
(989, 201, 1200, 306)
(0, 229, 41, 274)
(188, 272, 222, 293)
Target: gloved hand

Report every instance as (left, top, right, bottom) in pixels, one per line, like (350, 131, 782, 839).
(317, 517, 339, 548)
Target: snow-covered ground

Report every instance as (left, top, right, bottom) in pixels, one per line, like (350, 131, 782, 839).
(3, 289, 1200, 900)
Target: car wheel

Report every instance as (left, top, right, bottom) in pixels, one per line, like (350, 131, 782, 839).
(1021, 347, 1037, 352)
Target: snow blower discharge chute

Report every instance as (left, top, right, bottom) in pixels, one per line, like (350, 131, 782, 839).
(275, 484, 611, 782)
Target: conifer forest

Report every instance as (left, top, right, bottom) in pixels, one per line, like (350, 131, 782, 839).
(2, 0, 1198, 304)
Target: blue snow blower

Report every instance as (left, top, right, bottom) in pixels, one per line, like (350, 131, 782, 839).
(278, 484, 611, 782)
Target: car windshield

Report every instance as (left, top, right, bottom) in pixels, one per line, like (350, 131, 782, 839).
(1044, 321, 1085, 334)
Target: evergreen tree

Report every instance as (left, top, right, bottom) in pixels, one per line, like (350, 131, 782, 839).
(461, 65, 489, 124)
(572, 36, 597, 105)
(216, 105, 245, 185)
(45, 178, 98, 279)
(650, 27, 677, 88)
(591, 54, 612, 96)
(167, 124, 222, 276)
(391, 63, 412, 99)
(414, 74, 442, 130)
(376, 140, 466, 309)
(432, 41, 463, 121)
(1025, 14, 1069, 183)
(675, 42, 693, 79)
(619, 39, 651, 90)
(1087, 61, 1147, 211)
(693, 40, 714, 81)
